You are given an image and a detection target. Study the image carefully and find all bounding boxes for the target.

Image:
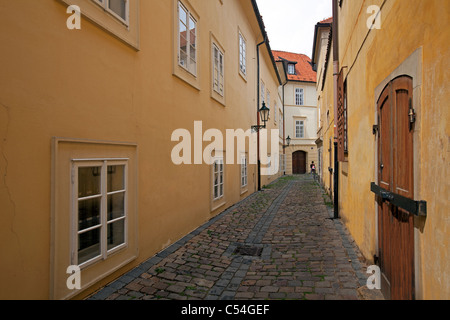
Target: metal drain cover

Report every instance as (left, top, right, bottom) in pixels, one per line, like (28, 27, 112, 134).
(233, 245, 263, 257)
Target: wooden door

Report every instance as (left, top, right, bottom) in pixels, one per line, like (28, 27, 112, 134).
(292, 151, 306, 174)
(377, 76, 415, 300)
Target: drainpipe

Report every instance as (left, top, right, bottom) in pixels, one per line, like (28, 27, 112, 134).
(332, 0, 339, 219)
(257, 36, 266, 191)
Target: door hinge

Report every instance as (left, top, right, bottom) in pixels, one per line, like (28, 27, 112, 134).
(370, 182, 427, 217)
(372, 124, 379, 135)
(409, 98, 416, 129)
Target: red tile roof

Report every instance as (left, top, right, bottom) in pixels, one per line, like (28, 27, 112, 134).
(272, 50, 317, 83)
(319, 17, 333, 24)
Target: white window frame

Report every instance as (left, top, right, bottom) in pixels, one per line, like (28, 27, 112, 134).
(72, 158, 128, 269)
(239, 32, 247, 76)
(296, 120, 305, 138)
(93, 0, 130, 26)
(288, 64, 295, 75)
(266, 91, 271, 118)
(295, 88, 304, 106)
(213, 44, 225, 96)
(241, 155, 248, 187)
(178, 1, 197, 75)
(213, 157, 224, 200)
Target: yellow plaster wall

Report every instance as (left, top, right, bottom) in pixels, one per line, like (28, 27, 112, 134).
(337, 0, 449, 299)
(0, 0, 281, 299)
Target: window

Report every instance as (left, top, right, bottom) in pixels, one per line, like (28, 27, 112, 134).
(337, 70, 348, 161)
(295, 88, 304, 106)
(73, 159, 127, 268)
(213, 44, 224, 96)
(178, 1, 197, 75)
(93, 0, 129, 25)
(241, 156, 248, 187)
(343, 80, 349, 153)
(213, 158, 224, 200)
(296, 120, 305, 138)
(239, 32, 247, 75)
(266, 91, 270, 118)
(288, 64, 295, 75)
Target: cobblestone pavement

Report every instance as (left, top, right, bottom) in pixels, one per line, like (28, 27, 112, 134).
(88, 175, 384, 300)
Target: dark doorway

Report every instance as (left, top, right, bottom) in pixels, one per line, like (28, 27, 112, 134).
(292, 151, 306, 174)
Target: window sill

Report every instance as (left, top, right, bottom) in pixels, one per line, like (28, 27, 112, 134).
(211, 200, 226, 213)
(58, 0, 140, 50)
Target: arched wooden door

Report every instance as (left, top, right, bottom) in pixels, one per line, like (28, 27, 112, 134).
(376, 75, 415, 300)
(292, 151, 306, 174)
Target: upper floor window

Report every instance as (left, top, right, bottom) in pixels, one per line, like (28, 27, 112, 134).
(93, 0, 129, 25)
(288, 64, 295, 75)
(295, 120, 305, 138)
(239, 33, 247, 75)
(178, 1, 197, 75)
(295, 88, 304, 106)
(213, 44, 225, 96)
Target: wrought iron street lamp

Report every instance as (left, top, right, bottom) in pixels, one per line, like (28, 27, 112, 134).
(252, 102, 270, 132)
(284, 135, 291, 148)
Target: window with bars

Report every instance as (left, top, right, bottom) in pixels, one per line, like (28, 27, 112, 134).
(73, 160, 127, 268)
(337, 70, 348, 161)
(178, 1, 197, 75)
(93, 0, 129, 25)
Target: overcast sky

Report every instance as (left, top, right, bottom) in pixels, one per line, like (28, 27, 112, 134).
(255, 0, 332, 57)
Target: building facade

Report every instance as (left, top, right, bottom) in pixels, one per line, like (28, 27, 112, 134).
(314, 0, 449, 299)
(0, 0, 283, 299)
(272, 51, 318, 176)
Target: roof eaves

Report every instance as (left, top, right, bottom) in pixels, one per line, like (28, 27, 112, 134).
(251, 0, 282, 85)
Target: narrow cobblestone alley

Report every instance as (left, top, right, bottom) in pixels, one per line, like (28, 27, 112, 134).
(88, 175, 382, 301)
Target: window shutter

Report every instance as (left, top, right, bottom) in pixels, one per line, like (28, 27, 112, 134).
(337, 69, 345, 162)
